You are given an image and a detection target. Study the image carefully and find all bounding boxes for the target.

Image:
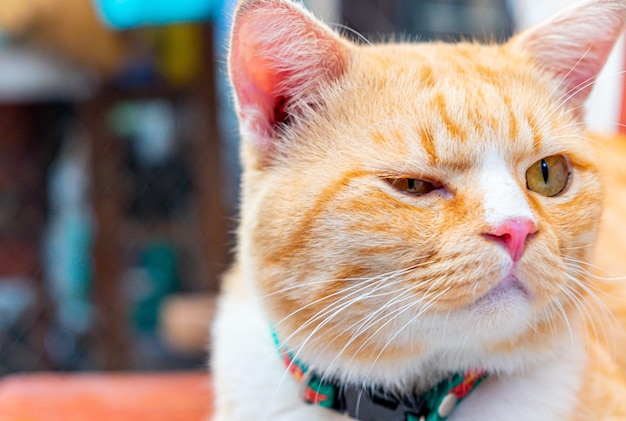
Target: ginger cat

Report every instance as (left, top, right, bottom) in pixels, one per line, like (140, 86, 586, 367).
(212, 0, 626, 420)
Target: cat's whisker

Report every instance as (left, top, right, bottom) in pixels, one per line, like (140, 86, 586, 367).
(262, 273, 413, 420)
(546, 303, 562, 343)
(258, 277, 369, 299)
(269, 272, 405, 356)
(563, 256, 626, 282)
(588, 121, 626, 132)
(537, 59, 621, 128)
(324, 288, 421, 360)
(561, 243, 595, 251)
(564, 270, 622, 323)
(529, 45, 591, 130)
(345, 288, 418, 340)
(361, 285, 451, 369)
(566, 264, 607, 293)
(559, 118, 626, 136)
(525, 317, 541, 336)
(570, 267, 626, 286)
(564, 272, 623, 348)
(565, 68, 626, 108)
(541, 296, 566, 344)
(332, 23, 373, 46)
(316, 288, 422, 388)
(260, 275, 403, 420)
(268, 278, 385, 340)
(269, 265, 422, 331)
(562, 263, 626, 343)
(277, 266, 429, 373)
(535, 67, 626, 150)
(561, 280, 619, 359)
(554, 284, 588, 349)
(531, 302, 558, 346)
(315, 274, 433, 360)
(352, 286, 452, 417)
(343, 284, 444, 363)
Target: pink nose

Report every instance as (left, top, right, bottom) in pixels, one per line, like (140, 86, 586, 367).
(484, 219, 537, 262)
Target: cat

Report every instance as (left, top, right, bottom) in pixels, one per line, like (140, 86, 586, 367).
(212, 0, 626, 420)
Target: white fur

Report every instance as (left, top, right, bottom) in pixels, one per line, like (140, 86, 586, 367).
(449, 332, 584, 421)
(212, 289, 351, 421)
(479, 151, 536, 229)
(212, 282, 585, 421)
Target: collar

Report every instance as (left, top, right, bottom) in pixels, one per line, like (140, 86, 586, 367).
(272, 329, 488, 421)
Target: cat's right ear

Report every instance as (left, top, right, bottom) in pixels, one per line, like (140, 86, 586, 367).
(510, 0, 626, 110)
(229, 0, 350, 163)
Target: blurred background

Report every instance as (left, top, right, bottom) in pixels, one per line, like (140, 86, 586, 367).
(0, 0, 623, 377)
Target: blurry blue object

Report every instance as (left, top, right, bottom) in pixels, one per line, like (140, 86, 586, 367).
(93, 0, 224, 29)
(44, 129, 94, 335)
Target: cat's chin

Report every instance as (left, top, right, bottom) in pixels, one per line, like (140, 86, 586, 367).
(456, 275, 534, 342)
(422, 275, 536, 347)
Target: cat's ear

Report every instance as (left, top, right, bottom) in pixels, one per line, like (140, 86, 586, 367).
(229, 0, 349, 161)
(511, 0, 626, 107)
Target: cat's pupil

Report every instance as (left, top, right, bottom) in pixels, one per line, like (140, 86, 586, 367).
(525, 155, 569, 197)
(407, 179, 416, 191)
(541, 159, 549, 184)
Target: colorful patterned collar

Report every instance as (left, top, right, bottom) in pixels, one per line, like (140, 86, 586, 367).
(272, 329, 488, 421)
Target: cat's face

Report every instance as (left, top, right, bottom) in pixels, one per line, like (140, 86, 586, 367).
(230, 0, 623, 382)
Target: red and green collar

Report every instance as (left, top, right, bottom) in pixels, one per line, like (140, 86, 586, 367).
(272, 329, 487, 421)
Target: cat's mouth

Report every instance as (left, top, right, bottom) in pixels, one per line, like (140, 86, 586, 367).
(473, 276, 531, 307)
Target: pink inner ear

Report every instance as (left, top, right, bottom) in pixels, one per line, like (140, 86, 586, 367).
(229, 1, 348, 157)
(513, 0, 626, 107)
(231, 32, 291, 133)
(230, 6, 315, 142)
(532, 36, 616, 102)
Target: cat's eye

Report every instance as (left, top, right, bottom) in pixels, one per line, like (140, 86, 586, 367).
(525, 155, 570, 197)
(385, 178, 436, 196)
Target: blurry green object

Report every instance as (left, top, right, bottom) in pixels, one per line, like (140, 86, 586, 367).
(132, 242, 180, 332)
(93, 0, 224, 29)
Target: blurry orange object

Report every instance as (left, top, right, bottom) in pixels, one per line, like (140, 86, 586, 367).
(0, 0, 132, 75)
(0, 372, 212, 421)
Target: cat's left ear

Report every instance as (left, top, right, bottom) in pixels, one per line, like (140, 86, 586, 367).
(229, 0, 350, 162)
(510, 0, 626, 107)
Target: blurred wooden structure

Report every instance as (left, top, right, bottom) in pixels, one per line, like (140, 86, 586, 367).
(83, 25, 229, 370)
(0, 18, 231, 370)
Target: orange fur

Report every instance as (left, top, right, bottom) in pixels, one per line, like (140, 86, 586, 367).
(213, 1, 626, 419)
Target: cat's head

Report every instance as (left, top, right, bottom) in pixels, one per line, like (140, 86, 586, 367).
(229, 0, 626, 383)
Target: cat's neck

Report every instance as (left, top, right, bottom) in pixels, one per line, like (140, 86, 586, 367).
(245, 277, 580, 392)
(214, 263, 589, 421)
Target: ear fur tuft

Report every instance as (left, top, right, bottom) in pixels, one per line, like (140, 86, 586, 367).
(229, 0, 350, 160)
(511, 0, 626, 108)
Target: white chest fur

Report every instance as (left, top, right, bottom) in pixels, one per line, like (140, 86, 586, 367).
(212, 288, 584, 421)
(448, 340, 583, 421)
(212, 290, 351, 421)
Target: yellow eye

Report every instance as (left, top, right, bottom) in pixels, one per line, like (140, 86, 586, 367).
(386, 178, 436, 196)
(526, 155, 570, 197)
